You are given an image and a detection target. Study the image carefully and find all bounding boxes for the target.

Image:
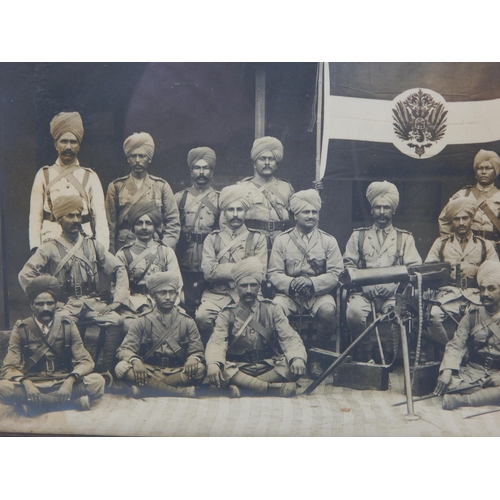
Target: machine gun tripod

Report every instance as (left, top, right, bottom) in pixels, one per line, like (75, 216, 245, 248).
(302, 262, 452, 420)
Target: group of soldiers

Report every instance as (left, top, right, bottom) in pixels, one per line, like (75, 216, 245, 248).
(2, 111, 500, 417)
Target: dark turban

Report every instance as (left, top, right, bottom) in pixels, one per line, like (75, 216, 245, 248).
(366, 181, 399, 210)
(473, 149, 500, 177)
(26, 275, 61, 302)
(123, 132, 155, 161)
(290, 189, 322, 215)
(50, 112, 84, 143)
(219, 185, 251, 211)
(445, 197, 477, 221)
(188, 147, 216, 169)
(128, 200, 162, 229)
(147, 271, 180, 293)
(232, 257, 265, 284)
(52, 195, 83, 220)
(477, 261, 500, 287)
(251, 136, 284, 163)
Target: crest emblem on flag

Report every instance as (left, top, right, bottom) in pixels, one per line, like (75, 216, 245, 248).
(392, 88, 448, 158)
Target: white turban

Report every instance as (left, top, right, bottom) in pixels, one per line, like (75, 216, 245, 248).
(219, 185, 251, 211)
(188, 147, 216, 169)
(473, 149, 500, 177)
(366, 181, 399, 210)
(232, 257, 265, 284)
(290, 189, 322, 215)
(50, 112, 84, 143)
(445, 197, 477, 221)
(52, 195, 83, 220)
(251, 136, 284, 163)
(477, 261, 500, 287)
(146, 271, 180, 293)
(123, 132, 155, 160)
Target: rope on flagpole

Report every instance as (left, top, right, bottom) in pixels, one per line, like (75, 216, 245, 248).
(315, 62, 324, 182)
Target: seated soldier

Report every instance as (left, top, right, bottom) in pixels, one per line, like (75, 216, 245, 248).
(267, 189, 343, 378)
(426, 197, 498, 346)
(115, 272, 206, 398)
(0, 276, 104, 416)
(18, 195, 129, 375)
(195, 184, 267, 343)
(115, 199, 183, 330)
(435, 261, 500, 410)
(206, 257, 307, 397)
(343, 181, 422, 363)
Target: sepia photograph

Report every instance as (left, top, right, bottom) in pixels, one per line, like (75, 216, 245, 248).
(1, 61, 500, 438)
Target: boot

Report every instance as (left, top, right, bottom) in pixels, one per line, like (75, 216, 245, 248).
(443, 387, 500, 410)
(144, 376, 197, 397)
(74, 395, 91, 411)
(268, 382, 297, 397)
(229, 371, 268, 394)
(256, 368, 287, 383)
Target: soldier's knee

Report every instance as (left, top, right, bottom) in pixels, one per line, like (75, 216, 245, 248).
(195, 308, 215, 331)
(0, 380, 16, 400)
(82, 373, 106, 398)
(193, 363, 207, 383)
(316, 303, 336, 321)
(429, 305, 446, 324)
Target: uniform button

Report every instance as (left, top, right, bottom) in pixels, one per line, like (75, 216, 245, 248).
(461, 258, 464, 262)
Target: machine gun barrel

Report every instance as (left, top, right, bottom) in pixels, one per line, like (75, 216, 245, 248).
(339, 266, 408, 288)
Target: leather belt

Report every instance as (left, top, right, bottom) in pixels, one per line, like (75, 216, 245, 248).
(184, 232, 208, 244)
(66, 281, 96, 299)
(450, 276, 478, 289)
(148, 353, 183, 369)
(245, 219, 288, 232)
(470, 353, 500, 371)
(228, 348, 273, 363)
(472, 229, 499, 241)
(44, 210, 90, 224)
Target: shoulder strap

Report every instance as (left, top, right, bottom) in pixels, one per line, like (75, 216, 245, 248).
(464, 186, 472, 197)
(438, 237, 449, 262)
(179, 190, 189, 219)
(358, 229, 367, 269)
(393, 230, 403, 266)
(143, 314, 184, 361)
(53, 234, 84, 276)
(478, 200, 500, 233)
(123, 247, 134, 267)
(117, 181, 151, 226)
(244, 231, 256, 257)
(214, 233, 221, 256)
(134, 245, 163, 284)
(43, 168, 50, 186)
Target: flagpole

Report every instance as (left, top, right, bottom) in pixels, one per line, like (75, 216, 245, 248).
(315, 62, 324, 181)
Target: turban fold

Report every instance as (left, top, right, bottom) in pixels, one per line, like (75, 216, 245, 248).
(188, 147, 216, 169)
(477, 261, 500, 287)
(50, 112, 84, 143)
(232, 257, 265, 284)
(366, 181, 399, 210)
(290, 189, 322, 215)
(52, 195, 83, 220)
(26, 275, 61, 302)
(251, 136, 284, 163)
(147, 271, 180, 293)
(219, 185, 251, 211)
(473, 149, 500, 177)
(128, 200, 162, 228)
(123, 132, 155, 160)
(445, 197, 477, 221)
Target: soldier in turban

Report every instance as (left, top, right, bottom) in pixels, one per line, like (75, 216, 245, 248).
(175, 147, 220, 316)
(115, 271, 206, 398)
(0, 275, 105, 416)
(426, 197, 498, 348)
(115, 199, 183, 327)
(196, 184, 268, 344)
(206, 257, 307, 397)
(343, 181, 422, 364)
(268, 189, 343, 378)
(19, 194, 130, 380)
(434, 260, 500, 410)
(233, 136, 295, 250)
(106, 131, 180, 254)
(29, 111, 109, 252)
(439, 149, 500, 255)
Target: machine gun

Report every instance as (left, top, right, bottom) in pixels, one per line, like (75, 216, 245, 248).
(303, 262, 452, 420)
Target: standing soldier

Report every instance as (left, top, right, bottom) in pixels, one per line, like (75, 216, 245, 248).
(196, 185, 268, 343)
(343, 181, 422, 363)
(439, 149, 500, 252)
(0, 276, 105, 416)
(267, 189, 343, 378)
(175, 147, 219, 315)
(29, 111, 109, 253)
(235, 136, 294, 250)
(106, 132, 180, 254)
(426, 197, 498, 346)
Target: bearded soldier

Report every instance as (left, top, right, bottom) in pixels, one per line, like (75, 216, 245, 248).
(343, 181, 422, 363)
(175, 147, 219, 315)
(29, 112, 109, 252)
(106, 132, 180, 253)
(0, 276, 105, 416)
(439, 149, 500, 252)
(426, 197, 498, 346)
(206, 258, 307, 397)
